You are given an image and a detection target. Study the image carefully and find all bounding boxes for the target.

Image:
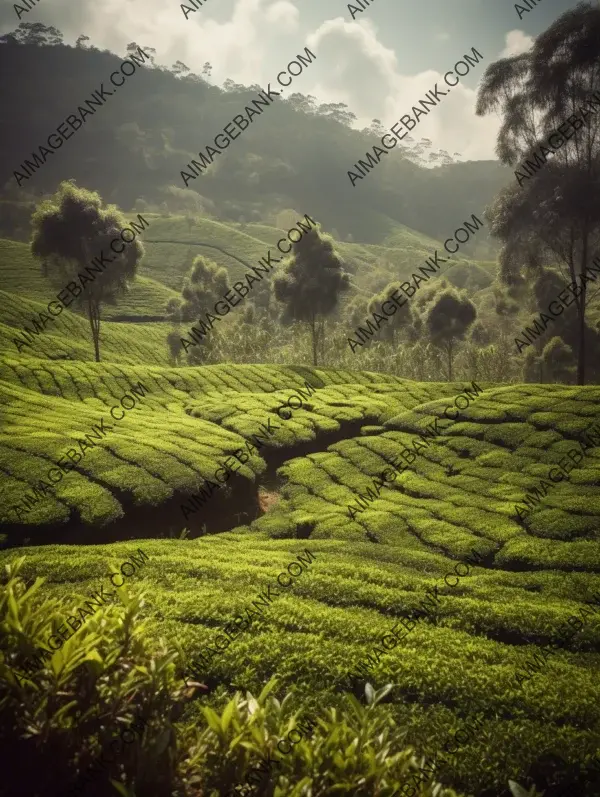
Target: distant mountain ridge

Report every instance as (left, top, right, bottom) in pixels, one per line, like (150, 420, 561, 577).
(0, 33, 508, 247)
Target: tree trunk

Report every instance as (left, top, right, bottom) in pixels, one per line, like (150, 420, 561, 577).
(81, 239, 101, 362)
(447, 341, 453, 382)
(576, 231, 589, 386)
(93, 310, 101, 362)
(310, 316, 318, 366)
(87, 296, 101, 362)
(577, 296, 586, 386)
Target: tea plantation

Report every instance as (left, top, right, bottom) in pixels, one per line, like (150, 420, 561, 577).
(1, 354, 600, 796)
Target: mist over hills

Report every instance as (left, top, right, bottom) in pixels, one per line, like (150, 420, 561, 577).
(0, 29, 507, 248)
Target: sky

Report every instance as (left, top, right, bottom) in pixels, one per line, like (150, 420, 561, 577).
(0, 0, 584, 162)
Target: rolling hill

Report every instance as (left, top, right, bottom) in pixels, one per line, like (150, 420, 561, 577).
(1, 360, 599, 797)
(0, 197, 598, 797)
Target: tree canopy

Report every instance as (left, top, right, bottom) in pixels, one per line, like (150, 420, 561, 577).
(30, 181, 143, 361)
(273, 227, 349, 365)
(477, 0, 600, 384)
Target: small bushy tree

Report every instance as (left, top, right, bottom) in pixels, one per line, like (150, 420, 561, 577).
(426, 289, 477, 381)
(524, 348, 543, 383)
(273, 227, 349, 365)
(542, 336, 575, 383)
(368, 281, 422, 347)
(169, 255, 230, 365)
(30, 182, 144, 361)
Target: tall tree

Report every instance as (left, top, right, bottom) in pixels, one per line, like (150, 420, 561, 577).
(172, 60, 191, 77)
(273, 227, 349, 366)
(426, 289, 477, 381)
(30, 182, 143, 361)
(126, 42, 155, 64)
(3, 23, 63, 46)
(366, 281, 421, 347)
(316, 102, 357, 127)
(476, 1, 600, 384)
(285, 93, 318, 115)
(170, 255, 230, 365)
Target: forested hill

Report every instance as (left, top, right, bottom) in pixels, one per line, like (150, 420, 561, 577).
(0, 28, 507, 246)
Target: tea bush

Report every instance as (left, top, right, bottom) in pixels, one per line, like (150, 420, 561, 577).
(0, 556, 474, 797)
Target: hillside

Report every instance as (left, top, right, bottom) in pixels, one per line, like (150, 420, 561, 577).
(2, 356, 600, 559)
(0, 212, 484, 300)
(0, 33, 508, 246)
(0, 238, 179, 322)
(1, 362, 600, 797)
(2, 9, 600, 796)
(0, 212, 495, 372)
(0, 292, 173, 365)
(1, 226, 599, 795)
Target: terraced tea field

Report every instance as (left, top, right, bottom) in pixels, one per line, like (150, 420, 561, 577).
(1, 360, 600, 796)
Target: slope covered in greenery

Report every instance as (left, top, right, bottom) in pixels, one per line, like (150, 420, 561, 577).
(0, 292, 173, 365)
(3, 359, 599, 558)
(0, 237, 178, 321)
(0, 33, 507, 247)
(1, 365, 599, 797)
(0, 211, 495, 378)
(0, 360, 411, 536)
(0, 208, 485, 301)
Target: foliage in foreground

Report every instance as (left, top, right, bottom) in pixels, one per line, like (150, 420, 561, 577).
(0, 556, 477, 797)
(0, 557, 186, 797)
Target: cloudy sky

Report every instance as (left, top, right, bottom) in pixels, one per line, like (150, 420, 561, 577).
(2, 0, 581, 161)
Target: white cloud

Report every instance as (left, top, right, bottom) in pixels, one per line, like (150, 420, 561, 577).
(307, 18, 400, 119)
(40, 0, 293, 88)
(500, 29, 533, 57)
(304, 15, 500, 161)
(265, 0, 300, 31)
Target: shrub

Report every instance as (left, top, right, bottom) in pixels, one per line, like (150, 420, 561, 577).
(0, 557, 190, 797)
(0, 558, 469, 797)
(177, 680, 466, 797)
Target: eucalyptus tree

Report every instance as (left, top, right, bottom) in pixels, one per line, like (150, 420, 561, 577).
(426, 289, 477, 381)
(168, 254, 230, 365)
(273, 227, 349, 366)
(476, 1, 600, 384)
(30, 181, 143, 361)
(366, 281, 421, 347)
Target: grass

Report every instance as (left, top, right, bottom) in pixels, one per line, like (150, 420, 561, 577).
(0, 292, 173, 365)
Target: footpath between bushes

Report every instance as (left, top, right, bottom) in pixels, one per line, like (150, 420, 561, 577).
(180, 378, 322, 523)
